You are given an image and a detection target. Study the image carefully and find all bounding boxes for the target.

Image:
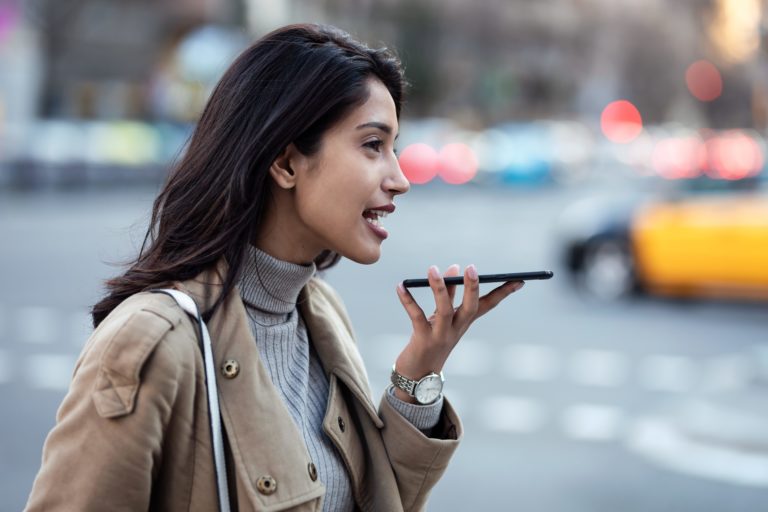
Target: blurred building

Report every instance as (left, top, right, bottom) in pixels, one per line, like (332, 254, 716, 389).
(3, 0, 765, 128)
(21, 0, 246, 121)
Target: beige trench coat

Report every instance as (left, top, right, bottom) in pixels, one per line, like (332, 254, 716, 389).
(26, 266, 462, 511)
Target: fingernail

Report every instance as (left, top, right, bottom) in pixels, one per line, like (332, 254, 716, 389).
(397, 282, 405, 294)
(467, 264, 478, 280)
(429, 265, 440, 278)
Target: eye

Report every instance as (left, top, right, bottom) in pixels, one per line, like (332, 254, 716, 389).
(364, 139, 384, 152)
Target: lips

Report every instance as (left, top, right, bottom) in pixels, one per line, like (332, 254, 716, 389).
(362, 204, 394, 239)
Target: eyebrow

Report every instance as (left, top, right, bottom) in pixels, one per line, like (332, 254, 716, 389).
(356, 122, 399, 139)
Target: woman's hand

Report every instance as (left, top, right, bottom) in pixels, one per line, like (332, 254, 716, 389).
(393, 264, 524, 403)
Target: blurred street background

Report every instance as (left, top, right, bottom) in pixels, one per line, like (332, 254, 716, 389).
(2, 0, 768, 510)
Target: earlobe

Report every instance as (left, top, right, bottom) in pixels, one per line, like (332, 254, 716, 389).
(269, 146, 297, 189)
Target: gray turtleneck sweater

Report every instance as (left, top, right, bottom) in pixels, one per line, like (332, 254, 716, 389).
(238, 245, 443, 512)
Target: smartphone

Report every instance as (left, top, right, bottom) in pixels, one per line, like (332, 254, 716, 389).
(402, 271, 554, 288)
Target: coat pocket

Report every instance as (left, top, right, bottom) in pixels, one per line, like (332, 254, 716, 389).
(92, 308, 176, 418)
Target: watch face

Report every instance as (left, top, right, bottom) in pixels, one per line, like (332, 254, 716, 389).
(415, 374, 443, 404)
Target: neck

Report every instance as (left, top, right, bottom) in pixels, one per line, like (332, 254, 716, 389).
(256, 191, 323, 265)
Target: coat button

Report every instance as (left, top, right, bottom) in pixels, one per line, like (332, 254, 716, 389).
(256, 475, 277, 495)
(337, 416, 346, 433)
(308, 462, 318, 481)
(221, 359, 240, 379)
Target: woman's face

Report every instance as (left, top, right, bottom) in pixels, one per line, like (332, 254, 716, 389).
(283, 78, 410, 264)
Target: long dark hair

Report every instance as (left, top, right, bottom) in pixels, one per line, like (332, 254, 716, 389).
(92, 23, 406, 327)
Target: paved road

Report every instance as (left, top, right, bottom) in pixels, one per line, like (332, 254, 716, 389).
(1, 185, 766, 511)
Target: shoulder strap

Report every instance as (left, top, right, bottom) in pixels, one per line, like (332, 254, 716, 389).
(151, 289, 231, 512)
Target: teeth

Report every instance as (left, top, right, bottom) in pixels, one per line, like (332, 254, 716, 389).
(363, 209, 389, 229)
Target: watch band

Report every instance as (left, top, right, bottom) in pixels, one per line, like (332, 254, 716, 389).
(390, 365, 418, 396)
(390, 365, 444, 400)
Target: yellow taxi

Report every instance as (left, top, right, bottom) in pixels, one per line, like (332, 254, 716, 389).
(560, 181, 768, 301)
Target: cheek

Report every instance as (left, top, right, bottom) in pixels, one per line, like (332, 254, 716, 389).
(297, 182, 358, 230)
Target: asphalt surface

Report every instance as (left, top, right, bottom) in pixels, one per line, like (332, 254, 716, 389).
(1, 184, 766, 511)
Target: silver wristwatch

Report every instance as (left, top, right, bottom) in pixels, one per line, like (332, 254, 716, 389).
(390, 365, 444, 405)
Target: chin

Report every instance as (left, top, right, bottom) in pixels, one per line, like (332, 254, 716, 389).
(341, 245, 382, 265)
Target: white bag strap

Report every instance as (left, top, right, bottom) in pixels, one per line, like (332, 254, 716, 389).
(152, 289, 231, 512)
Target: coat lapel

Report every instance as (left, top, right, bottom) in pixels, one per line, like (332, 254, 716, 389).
(177, 265, 325, 509)
(175, 264, 385, 510)
(299, 279, 384, 429)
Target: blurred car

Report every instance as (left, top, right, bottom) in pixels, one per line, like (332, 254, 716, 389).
(559, 180, 768, 301)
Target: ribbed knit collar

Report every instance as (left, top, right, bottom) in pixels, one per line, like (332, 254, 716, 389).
(238, 244, 316, 315)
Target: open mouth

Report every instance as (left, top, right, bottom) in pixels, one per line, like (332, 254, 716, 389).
(362, 209, 389, 228)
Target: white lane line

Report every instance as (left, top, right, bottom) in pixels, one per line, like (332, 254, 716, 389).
(444, 338, 492, 377)
(570, 349, 628, 387)
(702, 354, 753, 392)
(481, 395, 545, 433)
(562, 404, 623, 441)
(627, 417, 768, 488)
(70, 310, 93, 348)
(501, 343, 559, 382)
(26, 354, 76, 391)
(0, 350, 10, 384)
(638, 355, 697, 393)
(18, 307, 60, 345)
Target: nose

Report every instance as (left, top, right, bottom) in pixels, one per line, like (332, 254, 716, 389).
(385, 156, 410, 196)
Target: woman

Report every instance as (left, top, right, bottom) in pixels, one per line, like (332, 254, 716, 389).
(26, 23, 523, 511)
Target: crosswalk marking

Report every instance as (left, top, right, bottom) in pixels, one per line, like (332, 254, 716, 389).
(562, 404, 623, 441)
(702, 354, 752, 392)
(26, 354, 76, 391)
(481, 395, 545, 433)
(570, 349, 629, 387)
(639, 355, 697, 392)
(18, 307, 60, 345)
(501, 343, 559, 381)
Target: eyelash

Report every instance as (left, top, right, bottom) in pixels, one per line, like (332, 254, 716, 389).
(364, 140, 398, 155)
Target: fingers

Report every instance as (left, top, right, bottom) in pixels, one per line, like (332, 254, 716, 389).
(476, 281, 525, 318)
(454, 264, 480, 326)
(396, 283, 429, 333)
(443, 264, 461, 306)
(428, 265, 455, 330)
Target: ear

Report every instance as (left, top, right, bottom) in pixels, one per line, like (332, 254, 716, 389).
(269, 144, 299, 189)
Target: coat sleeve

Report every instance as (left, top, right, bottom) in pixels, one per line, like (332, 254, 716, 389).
(378, 388, 463, 512)
(25, 305, 187, 512)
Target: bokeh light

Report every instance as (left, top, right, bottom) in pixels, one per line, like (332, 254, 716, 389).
(707, 0, 762, 64)
(600, 100, 643, 143)
(398, 143, 440, 184)
(652, 137, 705, 179)
(438, 143, 479, 185)
(705, 130, 763, 180)
(685, 60, 723, 102)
